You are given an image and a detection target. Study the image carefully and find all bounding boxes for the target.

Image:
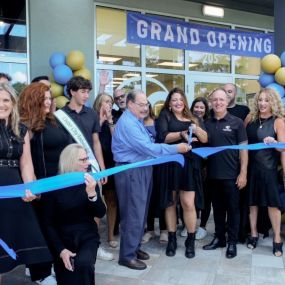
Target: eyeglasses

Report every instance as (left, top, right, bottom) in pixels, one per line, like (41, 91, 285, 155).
(134, 102, 150, 108)
(114, 94, 126, 101)
(78, 157, 89, 163)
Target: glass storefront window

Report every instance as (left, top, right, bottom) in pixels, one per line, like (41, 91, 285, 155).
(96, 69, 141, 95)
(234, 56, 261, 75)
(235, 79, 260, 108)
(96, 7, 140, 66)
(189, 51, 230, 73)
(146, 46, 184, 70)
(146, 73, 184, 116)
(194, 82, 226, 100)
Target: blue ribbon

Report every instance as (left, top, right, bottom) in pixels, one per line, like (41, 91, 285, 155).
(0, 154, 184, 199)
(192, 142, 285, 158)
(0, 239, 17, 260)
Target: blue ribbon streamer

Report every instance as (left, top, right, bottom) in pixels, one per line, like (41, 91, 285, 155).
(0, 154, 184, 199)
(0, 239, 17, 260)
(192, 142, 285, 158)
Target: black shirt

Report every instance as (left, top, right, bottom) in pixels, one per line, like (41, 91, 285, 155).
(227, 104, 250, 121)
(62, 105, 100, 149)
(205, 112, 247, 180)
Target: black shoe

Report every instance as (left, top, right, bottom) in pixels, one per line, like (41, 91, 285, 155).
(273, 241, 283, 257)
(185, 232, 195, 258)
(203, 237, 226, 250)
(226, 243, 237, 259)
(166, 232, 177, 257)
(136, 249, 150, 260)
(118, 259, 147, 270)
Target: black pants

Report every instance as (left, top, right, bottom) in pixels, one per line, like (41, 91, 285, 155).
(28, 262, 52, 282)
(200, 178, 212, 228)
(209, 179, 240, 243)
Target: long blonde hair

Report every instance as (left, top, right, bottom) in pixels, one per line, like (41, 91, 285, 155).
(58, 144, 86, 174)
(0, 83, 20, 137)
(250, 88, 285, 122)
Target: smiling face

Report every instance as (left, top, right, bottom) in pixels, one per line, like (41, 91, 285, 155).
(193, 101, 206, 118)
(257, 92, 271, 116)
(128, 92, 149, 120)
(0, 89, 13, 123)
(43, 90, 52, 114)
(169, 92, 185, 115)
(211, 89, 229, 116)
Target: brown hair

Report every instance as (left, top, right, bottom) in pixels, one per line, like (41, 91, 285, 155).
(163, 87, 198, 124)
(19, 82, 56, 132)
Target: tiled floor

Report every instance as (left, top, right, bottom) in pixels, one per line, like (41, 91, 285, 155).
(2, 214, 285, 285)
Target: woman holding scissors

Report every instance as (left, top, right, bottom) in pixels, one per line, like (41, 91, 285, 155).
(156, 87, 208, 259)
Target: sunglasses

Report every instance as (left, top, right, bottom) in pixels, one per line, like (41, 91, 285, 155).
(114, 94, 126, 101)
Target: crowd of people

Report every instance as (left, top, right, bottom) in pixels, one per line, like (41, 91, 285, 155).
(0, 70, 285, 284)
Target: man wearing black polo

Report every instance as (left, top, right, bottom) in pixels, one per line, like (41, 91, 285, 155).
(203, 88, 248, 259)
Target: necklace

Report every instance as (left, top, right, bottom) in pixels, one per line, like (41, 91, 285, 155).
(258, 117, 268, 129)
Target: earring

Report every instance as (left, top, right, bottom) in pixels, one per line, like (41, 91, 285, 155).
(169, 106, 172, 111)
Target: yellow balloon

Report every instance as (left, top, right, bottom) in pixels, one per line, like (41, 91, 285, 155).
(275, 67, 285, 86)
(73, 68, 92, 80)
(261, 54, 281, 74)
(66, 50, 85, 71)
(55, 96, 69, 109)
(50, 82, 64, 98)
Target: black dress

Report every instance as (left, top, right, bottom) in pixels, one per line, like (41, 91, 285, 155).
(41, 185, 106, 285)
(246, 116, 282, 208)
(0, 121, 52, 274)
(156, 110, 204, 210)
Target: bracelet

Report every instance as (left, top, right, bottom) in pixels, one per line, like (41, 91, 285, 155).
(88, 195, 98, 202)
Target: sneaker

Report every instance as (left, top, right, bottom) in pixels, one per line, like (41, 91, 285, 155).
(25, 267, 30, 277)
(180, 227, 187, 237)
(97, 247, 114, 261)
(35, 275, 57, 285)
(159, 230, 168, 244)
(196, 227, 207, 240)
(142, 231, 155, 244)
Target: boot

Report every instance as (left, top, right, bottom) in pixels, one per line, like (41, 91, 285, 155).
(185, 232, 195, 258)
(166, 232, 177, 257)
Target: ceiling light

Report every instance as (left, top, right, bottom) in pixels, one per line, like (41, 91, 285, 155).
(202, 5, 224, 18)
(125, 73, 140, 77)
(157, 62, 183, 67)
(98, 56, 122, 62)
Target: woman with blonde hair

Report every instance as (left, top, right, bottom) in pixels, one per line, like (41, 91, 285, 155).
(93, 93, 118, 248)
(245, 88, 285, 256)
(0, 83, 51, 278)
(41, 143, 106, 285)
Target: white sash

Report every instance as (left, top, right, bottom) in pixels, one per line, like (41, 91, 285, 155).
(54, 109, 100, 173)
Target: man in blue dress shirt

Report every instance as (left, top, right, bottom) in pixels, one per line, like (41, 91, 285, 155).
(112, 90, 191, 270)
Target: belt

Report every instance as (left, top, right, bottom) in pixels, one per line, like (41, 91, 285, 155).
(0, 159, 19, 168)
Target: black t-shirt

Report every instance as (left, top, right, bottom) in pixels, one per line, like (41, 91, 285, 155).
(205, 112, 247, 180)
(227, 104, 250, 121)
(62, 105, 100, 149)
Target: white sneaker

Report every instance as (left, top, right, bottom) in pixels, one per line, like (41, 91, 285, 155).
(180, 227, 187, 237)
(35, 275, 57, 285)
(97, 247, 114, 261)
(25, 267, 30, 277)
(142, 231, 155, 244)
(196, 227, 207, 240)
(159, 230, 168, 244)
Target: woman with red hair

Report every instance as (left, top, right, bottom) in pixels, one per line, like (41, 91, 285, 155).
(19, 82, 72, 284)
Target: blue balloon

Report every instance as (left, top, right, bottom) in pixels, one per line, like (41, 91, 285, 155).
(281, 51, 285, 67)
(259, 73, 275, 87)
(49, 52, 66, 69)
(266, 82, 285, 98)
(53, 64, 73, 85)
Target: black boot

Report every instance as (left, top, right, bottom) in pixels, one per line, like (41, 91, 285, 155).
(166, 232, 177, 257)
(185, 232, 195, 258)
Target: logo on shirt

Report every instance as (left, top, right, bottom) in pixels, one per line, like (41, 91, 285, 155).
(222, 125, 232, 132)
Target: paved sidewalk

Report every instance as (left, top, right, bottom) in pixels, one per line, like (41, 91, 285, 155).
(2, 215, 285, 285)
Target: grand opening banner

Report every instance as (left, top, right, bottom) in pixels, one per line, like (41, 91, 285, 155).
(127, 12, 274, 57)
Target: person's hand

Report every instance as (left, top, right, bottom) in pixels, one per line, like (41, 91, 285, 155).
(236, 172, 247, 190)
(22, 189, 37, 202)
(180, 130, 188, 142)
(99, 70, 110, 87)
(177, 143, 192, 153)
(100, 177, 108, 185)
(84, 173, 97, 197)
(60, 249, 76, 271)
(263, 136, 277, 144)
